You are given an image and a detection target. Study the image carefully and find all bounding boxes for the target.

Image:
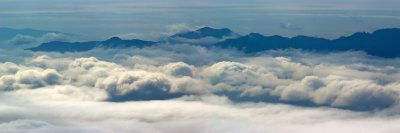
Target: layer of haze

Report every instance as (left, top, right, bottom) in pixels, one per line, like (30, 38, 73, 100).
(1, 0, 400, 40)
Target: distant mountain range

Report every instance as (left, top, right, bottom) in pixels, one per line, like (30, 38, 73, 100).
(215, 28, 400, 57)
(26, 27, 238, 53)
(0, 27, 71, 41)
(170, 27, 236, 39)
(5, 26, 400, 57)
(27, 37, 156, 53)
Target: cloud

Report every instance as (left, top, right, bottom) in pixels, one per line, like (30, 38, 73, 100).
(168, 36, 223, 45)
(7, 34, 38, 45)
(328, 79, 397, 109)
(2, 48, 400, 110)
(167, 36, 239, 45)
(111, 24, 194, 41)
(0, 120, 101, 133)
(280, 23, 302, 31)
(112, 32, 168, 41)
(95, 71, 171, 95)
(3, 34, 400, 131)
(40, 33, 73, 42)
(4, 85, 109, 101)
(162, 62, 195, 77)
(1, 94, 400, 133)
(0, 64, 62, 90)
(6, 33, 73, 45)
(201, 61, 284, 94)
(166, 23, 192, 35)
(2, 38, 400, 132)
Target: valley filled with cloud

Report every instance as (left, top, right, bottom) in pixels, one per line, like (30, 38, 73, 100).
(1, 26, 400, 132)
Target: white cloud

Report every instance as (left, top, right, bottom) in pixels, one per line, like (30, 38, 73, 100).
(0, 66, 62, 90)
(4, 85, 109, 101)
(280, 23, 302, 30)
(6, 33, 74, 46)
(1, 94, 400, 133)
(111, 23, 194, 41)
(162, 62, 195, 77)
(40, 33, 73, 43)
(7, 34, 38, 45)
(2, 48, 400, 110)
(166, 23, 192, 35)
(2, 41, 400, 132)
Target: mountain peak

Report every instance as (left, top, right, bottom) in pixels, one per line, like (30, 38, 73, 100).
(372, 28, 400, 37)
(24, 27, 400, 58)
(216, 28, 400, 57)
(170, 27, 235, 39)
(107, 37, 122, 41)
(196, 27, 232, 33)
(247, 33, 264, 38)
(27, 36, 156, 53)
(0, 27, 64, 41)
(196, 26, 213, 31)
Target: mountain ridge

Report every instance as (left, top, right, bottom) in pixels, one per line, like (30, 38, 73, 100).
(215, 28, 400, 57)
(170, 27, 236, 39)
(24, 27, 400, 57)
(27, 37, 156, 53)
(0, 27, 73, 41)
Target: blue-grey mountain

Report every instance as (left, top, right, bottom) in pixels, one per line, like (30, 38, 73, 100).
(27, 37, 156, 53)
(215, 28, 400, 58)
(171, 27, 236, 39)
(0, 27, 69, 41)
(26, 27, 400, 57)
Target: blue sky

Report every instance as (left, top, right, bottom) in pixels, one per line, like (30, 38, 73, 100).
(1, 0, 400, 40)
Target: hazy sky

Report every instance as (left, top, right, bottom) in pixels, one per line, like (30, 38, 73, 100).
(1, 0, 400, 40)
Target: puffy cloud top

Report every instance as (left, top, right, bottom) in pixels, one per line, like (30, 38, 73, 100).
(2, 40, 400, 132)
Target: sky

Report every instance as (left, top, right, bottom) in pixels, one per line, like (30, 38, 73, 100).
(1, 0, 400, 40)
(1, 1, 400, 133)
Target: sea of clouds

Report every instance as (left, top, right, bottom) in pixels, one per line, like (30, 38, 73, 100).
(1, 33, 400, 133)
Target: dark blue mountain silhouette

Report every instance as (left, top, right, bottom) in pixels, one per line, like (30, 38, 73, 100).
(26, 27, 400, 57)
(0, 27, 71, 41)
(170, 27, 236, 39)
(27, 37, 156, 53)
(28, 27, 236, 52)
(215, 28, 400, 57)
(214, 33, 330, 52)
(332, 29, 400, 57)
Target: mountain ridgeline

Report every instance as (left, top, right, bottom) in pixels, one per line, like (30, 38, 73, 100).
(25, 27, 400, 57)
(0, 27, 66, 41)
(171, 27, 235, 39)
(27, 37, 156, 53)
(216, 28, 400, 58)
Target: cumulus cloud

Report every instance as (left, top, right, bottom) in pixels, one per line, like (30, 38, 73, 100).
(2, 48, 400, 110)
(0, 64, 62, 90)
(162, 62, 195, 77)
